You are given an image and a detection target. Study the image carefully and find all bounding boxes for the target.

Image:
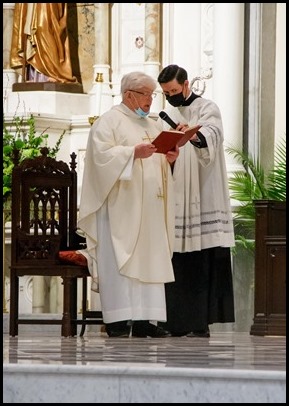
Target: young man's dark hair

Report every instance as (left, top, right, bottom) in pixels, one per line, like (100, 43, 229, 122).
(158, 64, 188, 85)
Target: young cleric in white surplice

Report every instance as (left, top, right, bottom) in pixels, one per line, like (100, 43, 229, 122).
(157, 65, 235, 338)
(78, 72, 179, 337)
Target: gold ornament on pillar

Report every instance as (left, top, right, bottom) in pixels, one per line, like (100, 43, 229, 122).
(88, 73, 104, 125)
(88, 116, 98, 126)
(95, 73, 104, 83)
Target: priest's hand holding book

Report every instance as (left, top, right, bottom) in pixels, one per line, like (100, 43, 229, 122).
(134, 143, 157, 159)
(134, 142, 179, 164)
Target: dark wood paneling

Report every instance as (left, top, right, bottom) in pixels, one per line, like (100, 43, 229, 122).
(250, 200, 286, 336)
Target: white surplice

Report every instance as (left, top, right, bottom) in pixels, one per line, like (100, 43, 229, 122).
(158, 96, 235, 253)
(78, 103, 175, 323)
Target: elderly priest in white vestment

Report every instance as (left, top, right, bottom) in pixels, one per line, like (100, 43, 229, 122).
(78, 71, 179, 338)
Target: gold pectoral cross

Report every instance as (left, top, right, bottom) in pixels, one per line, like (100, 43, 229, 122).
(142, 131, 152, 143)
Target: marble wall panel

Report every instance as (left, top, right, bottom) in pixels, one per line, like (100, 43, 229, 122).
(68, 4, 95, 93)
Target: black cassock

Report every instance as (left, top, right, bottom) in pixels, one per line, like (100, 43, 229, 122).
(161, 246, 235, 335)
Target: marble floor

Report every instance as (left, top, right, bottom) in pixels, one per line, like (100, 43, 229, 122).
(3, 329, 286, 403)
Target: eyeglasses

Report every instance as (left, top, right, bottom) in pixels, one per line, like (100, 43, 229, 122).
(129, 90, 157, 99)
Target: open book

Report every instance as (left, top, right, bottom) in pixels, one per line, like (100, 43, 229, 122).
(152, 125, 202, 154)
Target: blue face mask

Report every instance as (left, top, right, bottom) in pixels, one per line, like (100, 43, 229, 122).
(134, 107, 149, 118)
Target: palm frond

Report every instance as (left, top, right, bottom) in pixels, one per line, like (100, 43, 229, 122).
(226, 146, 269, 199)
(226, 137, 286, 254)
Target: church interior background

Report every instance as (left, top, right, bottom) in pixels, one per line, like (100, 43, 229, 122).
(3, 4, 286, 403)
(3, 2, 286, 332)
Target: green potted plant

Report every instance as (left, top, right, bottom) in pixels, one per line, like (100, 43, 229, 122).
(226, 137, 286, 254)
(224, 138, 286, 332)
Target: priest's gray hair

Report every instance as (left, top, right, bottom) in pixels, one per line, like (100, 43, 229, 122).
(121, 71, 157, 96)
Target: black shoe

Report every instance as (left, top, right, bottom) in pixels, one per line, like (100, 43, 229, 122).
(186, 329, 210, 338)
(105, 320, 131, 338)
(107, 330, 130, 338)
(132, 321, 171, 338)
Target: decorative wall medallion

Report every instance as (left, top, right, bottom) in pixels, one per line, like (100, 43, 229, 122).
(135, 36, 144, 49)
(190, 77, 206, 96)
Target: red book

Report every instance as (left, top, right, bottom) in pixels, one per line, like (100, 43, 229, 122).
(152, 125, 202, 154)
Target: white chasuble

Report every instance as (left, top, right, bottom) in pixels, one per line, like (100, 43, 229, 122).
(78, 104, 175, 322)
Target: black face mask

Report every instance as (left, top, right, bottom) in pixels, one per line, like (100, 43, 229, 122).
(165, 90, 186, 107)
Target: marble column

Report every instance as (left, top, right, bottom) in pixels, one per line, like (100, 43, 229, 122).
(144, 3, 162, 113)
(212, 4, 245, 173)
(89, 72, 104, 119)
(90, 3, 112, 116)
(49, 277, 63, 314)
(245, 4, 261, 159)
(32, 276, 46, 313)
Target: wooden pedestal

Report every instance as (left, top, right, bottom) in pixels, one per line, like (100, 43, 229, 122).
(250, 200, 286, 336)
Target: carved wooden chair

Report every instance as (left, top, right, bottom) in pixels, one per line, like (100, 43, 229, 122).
(9, 147, 103, 337)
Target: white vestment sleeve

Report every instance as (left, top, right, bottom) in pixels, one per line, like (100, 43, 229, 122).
(120, 154, 134, 180)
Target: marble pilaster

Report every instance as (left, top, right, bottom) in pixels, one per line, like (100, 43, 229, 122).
(144, 3, 162, 112)
(32, 276, 47, 313)
(90, 3, 112, 115)
(49, 277, 63, 314)
(212, 3, 245, 173)
(145, 3, 161, 63)
(69, 4, 94, 94)
(94, 3, 110, 67)
(258, 4, 277, 173)
(93, 2, 110, 86)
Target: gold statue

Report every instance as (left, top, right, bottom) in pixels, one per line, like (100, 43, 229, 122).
(10, 3, 78, 83)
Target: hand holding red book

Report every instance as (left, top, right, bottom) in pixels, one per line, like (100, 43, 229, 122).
(152, 125, 202, 154)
